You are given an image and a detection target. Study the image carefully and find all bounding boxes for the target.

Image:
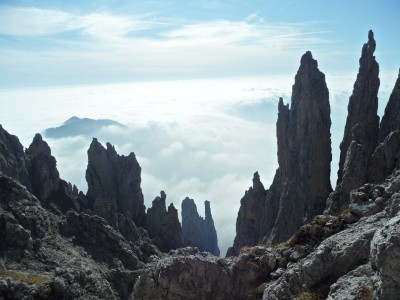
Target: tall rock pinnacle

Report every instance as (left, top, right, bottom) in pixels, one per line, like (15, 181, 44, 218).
(326, 30, 380, 214)
(228, 51, 332, 255)
(181, 197, 220, 256)
(86, 138, 146, 227)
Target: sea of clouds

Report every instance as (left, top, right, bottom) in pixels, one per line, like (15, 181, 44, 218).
(0, 72, 396, 255)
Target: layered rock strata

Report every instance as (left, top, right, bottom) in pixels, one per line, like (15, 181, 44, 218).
(181, 197, 220, 256)
(326, 30, 380, 214)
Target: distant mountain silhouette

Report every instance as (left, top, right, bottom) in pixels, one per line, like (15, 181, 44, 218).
(44, 116, 126, 138)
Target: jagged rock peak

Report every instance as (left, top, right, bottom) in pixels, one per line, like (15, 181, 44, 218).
(26, 133, 60, 202)
(181, 197, 220, 256)
(26, 133, 51, 156)
(146, 191, 183, 252)
(86, 138, 146, 227)
(378, 68, 400, 143)
(300, 50, 317, 67)
(326, 30, 380, 215)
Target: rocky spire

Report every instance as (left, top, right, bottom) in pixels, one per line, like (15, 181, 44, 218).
(86, 138, 146, 227)
(268, 51, 332, 243)
(181, 197, 220, 256)
(146, 191, 183, 251)
(378, 69, 400, 143)
(226, 172, 267, 256)
(26, 133, 60, 201)
(325, 30, 380, 214)
(228, 51, 332, 255)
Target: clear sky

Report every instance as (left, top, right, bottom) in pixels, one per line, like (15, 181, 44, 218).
(1, 0, 399, 87)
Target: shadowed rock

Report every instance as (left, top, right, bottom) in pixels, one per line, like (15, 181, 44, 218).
(181, 197, 220, 256)
(146, 191, 183, 251)
(86, 138, 146, 227)
(229, 50, 332, 255)
(326, 30, 380, 214)
(378, 69, 400, 143)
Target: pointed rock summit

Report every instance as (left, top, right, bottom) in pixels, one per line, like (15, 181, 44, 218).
(181, 197, 220, 256)
(146, 191, 183, 251)
(326, 30, 380, 214)
(228, 51, 332, 255)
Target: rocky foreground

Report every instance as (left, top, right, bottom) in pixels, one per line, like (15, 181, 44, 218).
(1, 30, 400, 299)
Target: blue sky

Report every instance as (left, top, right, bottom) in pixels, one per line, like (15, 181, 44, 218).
(1, 0, 399, 87)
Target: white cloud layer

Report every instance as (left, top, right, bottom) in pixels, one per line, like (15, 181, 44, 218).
(1, 71, 398, 255)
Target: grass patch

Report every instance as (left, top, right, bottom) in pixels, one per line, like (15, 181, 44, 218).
(0, 269, 50, 285)
(294, 291, 321, 300)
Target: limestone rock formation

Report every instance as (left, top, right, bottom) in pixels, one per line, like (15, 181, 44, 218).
(229, 50, 332, 255)
(0, 125, 32, 190)
(26, 133, 60, 202)
(326, 30, 380, 214)
(378, 69, 400, 143)
(181, 197, 220, 256)
(146, 191, 183, 251)
(226, 172, 266, 256)
(86, 138, 146, 227)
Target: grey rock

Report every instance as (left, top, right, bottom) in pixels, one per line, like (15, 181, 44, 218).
(146, 191, 183, 252)
(368, 130, 400, 183)
(181, 197, 220, 256)
(26, 133, 60, 202)
(327, 264, 373, 300)
(378, 69, 400, 143)
(230, 50, 332, 253)
(227, 172, 266, 256)
(327, 30, 380, 214)
(86, 138, 146, 228)
(0, 125, 32, 190)
(370, 214, 400, 300)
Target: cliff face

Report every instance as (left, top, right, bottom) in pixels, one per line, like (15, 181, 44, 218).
(326, 30, 380, 214)
(181, 197, 220, 256)
(86, 138, 146, 227)
(146, 191, 183, 251)
(228, 51, 332, 255)
(378, 69, 400, 143)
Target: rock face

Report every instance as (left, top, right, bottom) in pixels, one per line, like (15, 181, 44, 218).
(146, 191, 183, 252)
(25, 133, 60, 202)
(0, 125, 32, 190)
(226, 172, 267, 256)
(326, 30, 380, 214)
(229, 51, 332, 255)
(181, 197, 220, 256)
(378, 69, 400, 143)
(86, 138, 146, 227)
